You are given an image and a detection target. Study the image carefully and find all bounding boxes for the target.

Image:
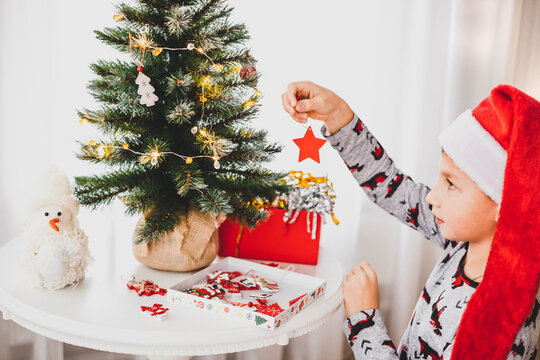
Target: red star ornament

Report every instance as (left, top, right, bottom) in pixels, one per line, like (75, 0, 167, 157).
(292, 126, 327, 163)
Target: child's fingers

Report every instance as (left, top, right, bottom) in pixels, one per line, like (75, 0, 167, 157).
(286, 82, 301, 108)
(359, 262, 378, 280)
(281, 92, 297, 116)
(281, 92, 308, 123)
(295, 98, 318, 113)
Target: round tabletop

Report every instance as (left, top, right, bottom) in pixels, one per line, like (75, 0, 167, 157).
(0, 213, 344, 357)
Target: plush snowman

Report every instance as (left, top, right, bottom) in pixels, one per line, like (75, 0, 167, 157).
(19, 165, 92, 290)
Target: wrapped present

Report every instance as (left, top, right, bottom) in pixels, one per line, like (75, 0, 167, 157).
(218, 171, 338, 265)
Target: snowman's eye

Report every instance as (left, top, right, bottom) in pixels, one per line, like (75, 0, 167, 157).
(44, 212, 49, 216)
(57, 212, 62, 216)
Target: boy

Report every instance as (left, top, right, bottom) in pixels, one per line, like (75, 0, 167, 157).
(281, 82, 540, 359)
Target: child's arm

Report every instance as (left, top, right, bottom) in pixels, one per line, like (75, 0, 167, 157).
(320, 112, 449, 249)
(504, 295, 539, 360)
(343, 309, 399, 359)
(343, 263, 400, 359)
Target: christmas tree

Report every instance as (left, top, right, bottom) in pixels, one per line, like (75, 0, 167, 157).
(74, 0, 290, 243)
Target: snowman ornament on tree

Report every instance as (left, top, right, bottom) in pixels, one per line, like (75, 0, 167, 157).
(19, 165, 92, 290)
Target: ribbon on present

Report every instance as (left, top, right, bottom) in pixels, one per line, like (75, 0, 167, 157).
(281, 171, 338, 239)
(230, 171, 338, 253)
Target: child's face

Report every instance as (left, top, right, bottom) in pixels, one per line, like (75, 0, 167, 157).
(425, 150, 500, 243)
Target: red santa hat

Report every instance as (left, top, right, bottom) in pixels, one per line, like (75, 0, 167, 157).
(438, 84, 540, 358)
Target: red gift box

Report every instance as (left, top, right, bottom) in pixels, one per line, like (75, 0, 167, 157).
(218, 208, 322, 265)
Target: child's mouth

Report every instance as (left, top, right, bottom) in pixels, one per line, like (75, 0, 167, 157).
(435, 217, 444, 225)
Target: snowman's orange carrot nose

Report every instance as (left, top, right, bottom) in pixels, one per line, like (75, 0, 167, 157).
(49, 218, 60, 232)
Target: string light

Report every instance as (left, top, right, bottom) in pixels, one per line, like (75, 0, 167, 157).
(83, 26, 254, 170)
(87, 142, 227, 167)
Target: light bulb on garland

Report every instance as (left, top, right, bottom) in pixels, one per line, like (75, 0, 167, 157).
(150, 151, 161, 166)
(212, 156, 220, 169)
(243, 100, 256, 109)
(97, 146, 106, 158)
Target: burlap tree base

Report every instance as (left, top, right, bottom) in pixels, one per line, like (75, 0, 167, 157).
(133, 205, 226, 271)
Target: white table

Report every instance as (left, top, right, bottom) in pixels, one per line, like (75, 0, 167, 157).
(0, 221, 344, 359)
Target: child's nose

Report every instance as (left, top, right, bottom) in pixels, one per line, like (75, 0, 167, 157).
(425, 189, 438, 208)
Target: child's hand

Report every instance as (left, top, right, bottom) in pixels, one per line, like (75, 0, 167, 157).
(281, 80, 354, 134)
(343, 262, 380, 317)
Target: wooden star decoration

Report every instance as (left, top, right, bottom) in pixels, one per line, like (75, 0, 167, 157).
(292, 126, 327, 163)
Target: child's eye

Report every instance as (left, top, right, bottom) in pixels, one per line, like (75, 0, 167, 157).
(447, 179, 456, 190)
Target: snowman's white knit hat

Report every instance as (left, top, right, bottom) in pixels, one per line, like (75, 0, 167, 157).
(28, 164, 79, 216)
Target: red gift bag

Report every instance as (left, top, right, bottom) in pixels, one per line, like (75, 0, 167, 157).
(218, 208, 322, 265)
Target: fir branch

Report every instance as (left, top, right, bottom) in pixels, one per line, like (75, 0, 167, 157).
(165, 71, 195, 96)
(194, 6, 233, 31)
(226, 200, 270, 228)
(190, 0, 225, 25)
(119, 181, 161, 216)
(138, 0, 172, 10)
(213, 48, 255, 66)
(165, 4, 193, 36)
(214, 127, 267, 144)
(90, 59, 136, 79)
(196, 188, 233, 215)
(74, 168, 149, 209)
(166, 98, 196, 125)
(135, 198, 189, 244)
(172, 163, 208, 196)
(94, 27, 132, 52)
(117, 3, 167, 27)
(209, 106, 259, 129)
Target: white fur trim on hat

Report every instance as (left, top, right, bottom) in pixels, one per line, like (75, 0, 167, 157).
(438, 109, 507, 204)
